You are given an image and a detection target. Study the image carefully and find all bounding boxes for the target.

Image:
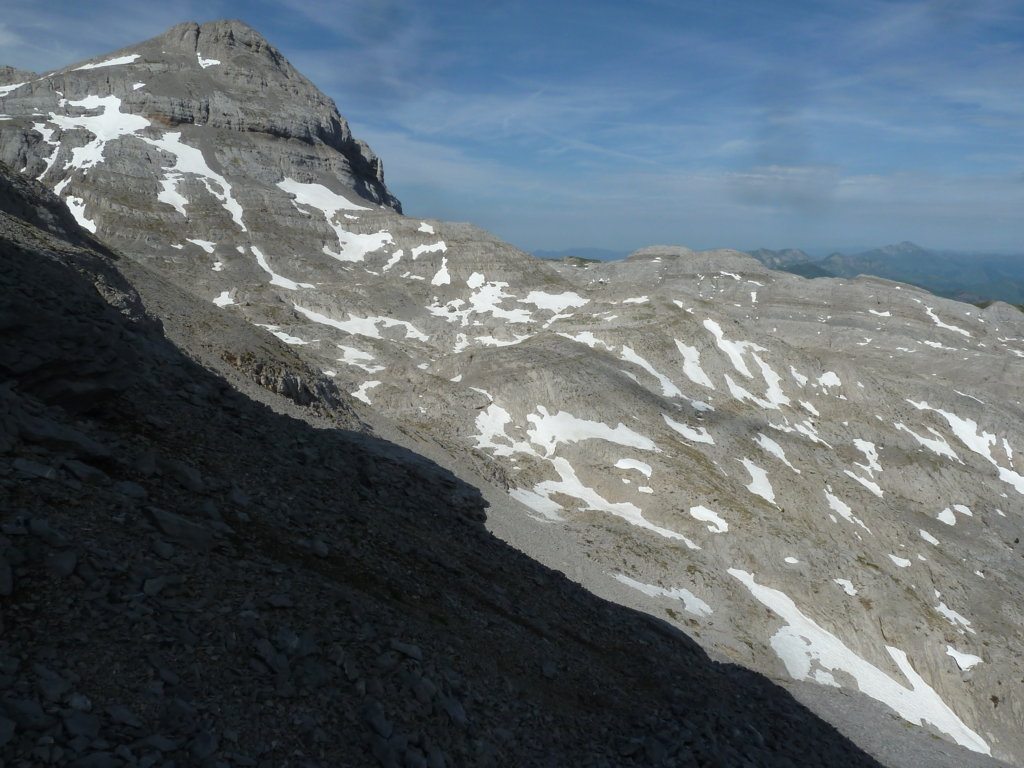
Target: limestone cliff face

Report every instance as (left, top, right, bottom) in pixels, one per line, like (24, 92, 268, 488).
(3, 22, 1024, 768)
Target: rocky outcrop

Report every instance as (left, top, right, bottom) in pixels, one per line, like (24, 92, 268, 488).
(4, 22, 1024, 767)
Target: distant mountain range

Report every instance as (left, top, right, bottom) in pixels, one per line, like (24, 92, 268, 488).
(748, 242, 1024, 306)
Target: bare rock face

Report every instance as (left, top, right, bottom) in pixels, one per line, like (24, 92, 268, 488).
(4, 21, 1024, 768)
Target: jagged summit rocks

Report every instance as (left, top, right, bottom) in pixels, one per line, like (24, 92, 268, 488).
(3, 21, 1024, 768)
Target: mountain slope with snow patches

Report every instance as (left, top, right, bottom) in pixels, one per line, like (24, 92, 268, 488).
(2, 20, 1023, 766)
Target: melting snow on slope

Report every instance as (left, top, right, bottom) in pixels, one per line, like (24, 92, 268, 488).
(908, 400, 1024, 494)
(937, 508, 957, 525)
(429, 274, 533, 325)
(197, 52, 221, 68)
(0, 82, 27, 97)
(817, 371, 841, 388)
(509, 488, 564, 521)
(615, 458, 652, 478)
(294, 304, 428, 341)
(531, 457, 686, 542)
(48, 95, 150, 173)
(844, 470, 883, 498)
(674, 340, 715, 389)
(72, 54, 141, 70)
(946, 646, 983, 671)
(526, 406, 656, 456)
(924, 306, 970, 337)
(823, 487, 871, 532)
(689, 505, 728, 533)
(888, 554, 911, 568)
(833, 579, 858, 596)
(558, 332, 613, 351)
(728, 569, 990, 754)
(894, 423, 961, 463)
(754, 433, 799, 473)
(520, 290, 588, 314)
(936, 602, 975, 634)
(920, 529, 940, 545)
(277, 178, 396, 262)
(475, 404, 538, 459)
(63, 197, 96, 232)
(853, 440, 881, 476)
(703, 318, 763, 377)
(145, 132, 247, 230)
(256, 325, 311, 345)
(430, 257, 451, 286)
(186, 238, 216, 253)
(352, 380, 381, 404)
(662, 413, 714, 445)
(738, 458, 774, 504)
(251, 246, 314, 291)
(336, 345, 385, 373)
(620, 346, 682, 398)
(212, 291, 234, 307)
(614, 573, 712, 618)
(411, 241, 447, 259)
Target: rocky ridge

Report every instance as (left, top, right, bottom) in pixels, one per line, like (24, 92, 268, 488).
(2, 20, 1024, 766)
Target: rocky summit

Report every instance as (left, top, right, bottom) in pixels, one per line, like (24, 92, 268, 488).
(2, 19, 1023, 768)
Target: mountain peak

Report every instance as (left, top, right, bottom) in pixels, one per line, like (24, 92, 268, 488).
(153, 19, 286, 69)
(0, 20, 401, 214)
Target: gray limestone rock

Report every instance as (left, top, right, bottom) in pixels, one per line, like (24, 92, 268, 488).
(2, 20, 1022, 768)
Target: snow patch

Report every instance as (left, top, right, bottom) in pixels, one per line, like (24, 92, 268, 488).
(145, 132, 246, 230)
(662, 413, 714, 444)
(251, 246, 314, 291)
(738, 458, 774, 504)
(754, 433, 799, 473)
(527, 406, 657, 456)
(352, 381, 381, 404)
(430, 257, 451, 286)
(833, 579, 857, 596)
(73, 54, 140, 70)
(520, 290, 588, 314)
(614, 574, 712, 618)
(620, 346, 681, 398)
(294, 304, 428, 341)
(946, 646, 982, 671)
(674, 341, 715, 389)
(615, 459, 652, 478)
(729, 570, 989, 754)
(689, 505, 728, 533)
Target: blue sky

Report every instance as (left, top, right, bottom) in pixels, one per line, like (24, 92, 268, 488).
(3, 0, 1023, 254)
